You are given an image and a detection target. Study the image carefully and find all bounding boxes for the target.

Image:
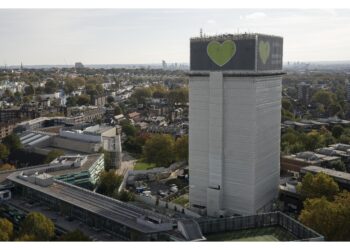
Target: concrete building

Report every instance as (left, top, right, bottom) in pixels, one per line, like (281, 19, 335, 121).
(19, 124, 122, 169)
(281, 151, 340, 173)
(189, 33, 283, 216)
(297, 82, 310, 104)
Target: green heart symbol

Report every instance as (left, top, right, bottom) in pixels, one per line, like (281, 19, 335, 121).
(259, 40, 270, 64)
(207, 40, 236, 67)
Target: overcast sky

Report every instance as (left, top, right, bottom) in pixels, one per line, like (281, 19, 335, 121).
(1, 9, 350, 66)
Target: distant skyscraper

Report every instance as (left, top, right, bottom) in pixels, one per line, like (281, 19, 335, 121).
(162, 60, 167, 69)
(189, 33, 283, 216)
(297, 82, 311, 104)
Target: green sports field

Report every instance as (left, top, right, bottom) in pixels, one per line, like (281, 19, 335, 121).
(205, 226, 297, 241)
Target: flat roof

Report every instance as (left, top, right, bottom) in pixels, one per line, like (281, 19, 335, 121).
(191, 33, 282, 41)
(301, 166, 350, 182)
(49, 154, 102, 177)
(6, 169, 173, 233)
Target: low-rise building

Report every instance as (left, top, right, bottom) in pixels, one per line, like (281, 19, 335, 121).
(281, 151, 340, 173)
(301, 166, 350, 190)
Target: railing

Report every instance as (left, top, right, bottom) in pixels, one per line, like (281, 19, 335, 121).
(197, 211, 324, 241)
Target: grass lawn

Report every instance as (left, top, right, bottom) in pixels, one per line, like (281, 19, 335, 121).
(172, 194, 189, 206)
(134, 161, 156, 170)
(206, 227, 297, 241)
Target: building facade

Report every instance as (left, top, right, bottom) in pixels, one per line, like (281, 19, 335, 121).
(189, 33, 283, 216)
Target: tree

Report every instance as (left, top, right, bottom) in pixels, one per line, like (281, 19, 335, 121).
(107, 96, 114, 104)
(24, 84, 35, 96)
(297, 172, 340, 200)
(167, 87, 189, 105)
(312, 89, 336, 108)
(299, 191, 350, 241)
(143, 134, 175, 167)
(44, 79, 59, 94)
(96, 171, 123, 197)
(117, 190, 135, 202)
(114, 105, 122, 116)
(282, 98, 293, 112)
(0, 143, 9, 160)
(45, 149, 64, 163)
(299, 196, 340, 241)
(2, 134, 22, 152)
(131, 87, 152, 104)
(175, 135, 188, 163)
(20, 212, 55, 241)
(0, 218, 13, 241)
(66, 96, 77, 107)
(76, 94, 91, 106)
(0, 163, 16, 171)
(120, 120, 137, 137)
(327, 160, 346, 172)
(16, 234, 36, 241)
(60, 229, 91, 241)
(332, 125, 344, 139)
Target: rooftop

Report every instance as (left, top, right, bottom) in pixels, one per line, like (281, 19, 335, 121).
(301, 166, 350, 182)
(190, 33, 282, 42)
(6, 169, 173, 233)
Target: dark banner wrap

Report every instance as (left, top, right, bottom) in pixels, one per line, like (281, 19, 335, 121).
(190, 34, 283, 72)
(257, 35, 283, 71)
(190, 38, 256, 71)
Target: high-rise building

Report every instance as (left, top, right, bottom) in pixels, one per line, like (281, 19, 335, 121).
(189, 33, 284, 217)
(297, 82, 310, 104)
(162, 60, 167, 69)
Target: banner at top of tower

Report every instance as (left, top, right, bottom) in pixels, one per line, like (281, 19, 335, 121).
(190, 33, 283, 72)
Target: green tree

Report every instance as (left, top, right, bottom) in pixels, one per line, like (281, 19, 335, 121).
(143, 134, 175, 167)
(44, 79, 59, 94)
(107, 96, 114, 104)
(327, 160, 346, 172)
(19, 212, 55, 241)
(0, 143, 9, 160)
(299, 191, 350, 241)
(24, 84, 35, 96)
(121, 121, 137, 137)
(3, 133, 22, 152)
(282, 98, 293, 112)
(16, 234, 37, 241)
(117, 190, 135, 202)
(0, 218, 13, 241)
(96, 171, 123, 197)
(60, 229, 91, 241)
(131, 87, 152, 104)
(66, 96, 77, 107)
(175, 135, 188, 163)
(299, 196, 340, 241)
(312, 89, 336, 108)
(297, 172, 340, 200)
(76, 94, 91, 106)
(45, 149, 64, 163)
(114, 105, 122, 115)
(167, 87, 189, 105)
(332, 125, 344, 139)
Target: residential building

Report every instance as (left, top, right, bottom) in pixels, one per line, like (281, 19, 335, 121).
(189, 33, 283, 216)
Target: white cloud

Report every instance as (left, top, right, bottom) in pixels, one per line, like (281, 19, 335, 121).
(207, 19, 216, 24)
(243, 12, 267, 20)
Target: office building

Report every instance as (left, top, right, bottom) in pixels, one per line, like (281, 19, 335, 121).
(189, 33, 283, 216)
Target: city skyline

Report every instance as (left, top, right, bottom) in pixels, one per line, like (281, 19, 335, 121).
(1, 9, 350, 66)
